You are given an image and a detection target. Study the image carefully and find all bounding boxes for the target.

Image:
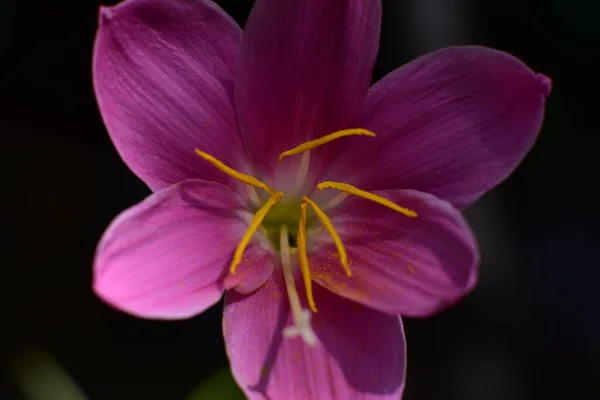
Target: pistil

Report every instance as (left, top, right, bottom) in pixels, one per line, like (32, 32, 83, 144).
(280, 225, 317, 346)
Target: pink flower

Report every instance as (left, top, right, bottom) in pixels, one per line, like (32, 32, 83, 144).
(92, 0, 551, 398)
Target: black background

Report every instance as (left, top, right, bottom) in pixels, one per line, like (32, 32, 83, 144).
(2, 0, 599, 399)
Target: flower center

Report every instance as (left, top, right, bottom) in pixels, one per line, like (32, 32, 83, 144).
(195, 128, 418, 346)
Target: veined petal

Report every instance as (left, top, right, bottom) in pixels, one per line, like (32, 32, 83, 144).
(235, 0, 382, 175)
(223, 246, 277, 295)
(310, 190, 478, 316)
(93, 0, 245, 191)
(93, 180, 270, 319)
(224, 269, 406, 400)
(330, 46, 551, 209)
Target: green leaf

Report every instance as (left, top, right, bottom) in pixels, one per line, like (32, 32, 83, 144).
(187, 367, 245, 400)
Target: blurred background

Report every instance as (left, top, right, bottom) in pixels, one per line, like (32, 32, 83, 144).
(1, 0, 599, 399)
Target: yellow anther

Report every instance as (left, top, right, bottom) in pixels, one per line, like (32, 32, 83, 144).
(278, 128, 376, 161)
(302, 196, 351, 277)
(298, 203, 317, 312)
(230, 192, 283, 273)
(317, 181, 418, 218)
(195, 149, 276, 195)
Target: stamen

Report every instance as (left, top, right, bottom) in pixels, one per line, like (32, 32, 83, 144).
(317, 181, 418, 218)
(302, 196, 351, 277)
(230, 192, 283, 274)
(278, 128, 376, 161)
(325, 192, 349, 209)
(280, 225, 317, 346)
(293, 150, 311, 190)
(298, 203, 317, 312)
(247, 186, 261, 208)
(195, 149, 276, 195)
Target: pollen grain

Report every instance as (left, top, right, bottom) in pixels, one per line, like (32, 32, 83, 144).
(298, 203, 317, 312)
(302, 196, 351, 277)
(195, 149, 276, 195)
(278, 128, 376, 161)
(317, 181, 418, 218)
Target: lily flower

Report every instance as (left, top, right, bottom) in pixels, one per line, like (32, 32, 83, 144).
(92, 0, 551, 398)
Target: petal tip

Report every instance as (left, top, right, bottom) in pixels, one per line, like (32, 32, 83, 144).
(98, 6, 114, 26)
(536, 73, 552, 97)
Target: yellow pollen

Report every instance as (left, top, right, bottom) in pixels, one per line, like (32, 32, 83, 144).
(230, 192, 283, 273)
(278, 128, 376, 162)
(298, 203, 317, 312)
(302, 196, 351, 277)
(195, 149, 276, 195)
(317, 181, 418, 218)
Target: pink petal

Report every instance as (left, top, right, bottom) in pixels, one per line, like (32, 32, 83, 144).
(330, 46, 551, 208)
(224, 269, 406, 400)
(223, 252, 277, 295)
(94, 179, 272, 319)
(93, 0, 245, 191)
(235, 0, 382, 174)
(310, 189, 478, 316)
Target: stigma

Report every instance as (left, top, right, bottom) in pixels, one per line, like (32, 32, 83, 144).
(280, 225, 317, 346)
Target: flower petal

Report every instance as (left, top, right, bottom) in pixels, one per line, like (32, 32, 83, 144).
(93, 179, 272, 319)
(235, 0, 382, 174)
(331, 46, 551, 208)
(310, 190, 478, 316)
(223, 250, 276, 295)
(224, 269, 406, 400)
(93, 0, 245, 191)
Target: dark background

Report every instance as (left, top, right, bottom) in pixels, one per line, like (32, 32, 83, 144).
(2, 0, 599, 399)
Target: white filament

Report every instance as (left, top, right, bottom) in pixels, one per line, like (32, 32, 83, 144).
(292, 151, 311, 192)
(325, 192, 349, 209)
(247, 186, 261, 208)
